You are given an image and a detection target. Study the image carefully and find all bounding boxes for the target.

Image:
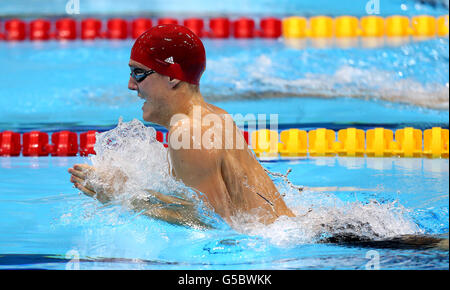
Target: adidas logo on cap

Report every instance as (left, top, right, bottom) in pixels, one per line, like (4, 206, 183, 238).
(165, 56, 175, 64)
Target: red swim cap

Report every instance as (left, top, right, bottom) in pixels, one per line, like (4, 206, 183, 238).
(130, 24, 206, 85)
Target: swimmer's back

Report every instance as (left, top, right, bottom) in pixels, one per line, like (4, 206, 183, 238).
(202, 103, 295, 223)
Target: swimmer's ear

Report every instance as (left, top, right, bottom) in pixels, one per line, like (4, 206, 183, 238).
(168, 77, 181, 89)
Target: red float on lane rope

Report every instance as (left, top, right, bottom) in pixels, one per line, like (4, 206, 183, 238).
(81, 18, 102, 40)
(209, 18, 230, 38)
(260, 18, 282, 38)
(243, 131, 249, 145)
(156, 131, 164, 143)
(0, 131, 21, 156)
(5, 19, 26, 41)
(184, 18, 205, 37)
(107, 18, 128, 39)
(49, 131, 78, 156)
(22, 131, 49, 156)
(30, 19, 51, 41)
(80, 131, 97, 156)
(156, 131, 168, 147)
(132, 18, 152, 39)
(158, 18, 178, 25)
(55, 18, 77, 40)
(233, 18, 255, 38)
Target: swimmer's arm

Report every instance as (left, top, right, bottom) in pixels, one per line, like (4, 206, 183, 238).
(130, 189, 211, 228)
(69, 164, 209, 227)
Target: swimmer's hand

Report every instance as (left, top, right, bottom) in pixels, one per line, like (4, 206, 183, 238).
(68, 164, 118, 204)
(69, 164, 210, 228)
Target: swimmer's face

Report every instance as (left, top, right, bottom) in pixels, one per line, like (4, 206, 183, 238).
(128, 60, 171, 124)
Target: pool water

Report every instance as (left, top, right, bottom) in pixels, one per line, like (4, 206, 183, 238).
(0, 0, 449, 270)
(0, 154, 448, 270)
(1, 0, 448, 17)
(0, 38, 448, 131)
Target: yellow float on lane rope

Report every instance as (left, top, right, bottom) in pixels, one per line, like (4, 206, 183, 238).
(335, 16, 360, 37)
(366, 128, 395, 157)
(334, 128, 365, 157)
(423, 127, 449, 158)
(308, 128, 336, 156)
(393, 127, 423, 157)
(412, 15, 437, 37)
(247, 127, 448, 159)
(437, 15, 449, 37)
(385, 15, 411, 37)
(278, 129, 308, 157)
(360, 16, 385, 37)
(308, 16, 334, 38)
(282, 16, 308, 38)
(251, 129, 279, 158)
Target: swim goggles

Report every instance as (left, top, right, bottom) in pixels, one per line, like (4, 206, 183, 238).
(130, 67, 156, 83)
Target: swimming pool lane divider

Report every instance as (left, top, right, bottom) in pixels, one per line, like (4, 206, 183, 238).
(0, 15, 448, 41)
(0, 127, 448, 159)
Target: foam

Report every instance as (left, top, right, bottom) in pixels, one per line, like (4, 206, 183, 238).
(205, 53, 449, 109)
(80, 118, 423, 247)
(88, 117, 177, 202)
(229, 171, 422, 247)
(84, 117, 223, 228)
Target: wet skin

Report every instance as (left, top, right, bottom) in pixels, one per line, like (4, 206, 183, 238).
(69, 59, 294, 227)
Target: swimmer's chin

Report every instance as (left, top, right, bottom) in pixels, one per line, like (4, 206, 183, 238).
(142, 115, 151, 122)
(142, 112, 154, 123)
(142, 101, 151, 111)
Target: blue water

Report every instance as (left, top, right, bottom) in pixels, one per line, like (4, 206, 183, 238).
(0, 38, 448, 131)
(0, 0, 449, 270)
(0, 0, 448, 16)
(0, 156, 448, 269)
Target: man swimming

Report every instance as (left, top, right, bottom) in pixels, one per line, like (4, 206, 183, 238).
(69, 24, 295, 228)
(68, 24, 447, 250)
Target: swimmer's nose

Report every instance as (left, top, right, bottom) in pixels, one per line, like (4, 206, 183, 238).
(128, 76, 138, 91)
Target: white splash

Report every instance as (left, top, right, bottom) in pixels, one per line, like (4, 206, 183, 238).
(88, 117, 185, 205)
(78, 118, 423, 248)
(82, 118, 223, 230)
(230, 174, 422, 247)
(206, 55, 449, 109)
(250, 64, 449, 109)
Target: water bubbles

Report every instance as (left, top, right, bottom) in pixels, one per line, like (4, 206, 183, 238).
(229, 173, 422, 247)
(89, 118, 183, 204)
(414, 3, 423, 11)
(81, 119, 426, 248)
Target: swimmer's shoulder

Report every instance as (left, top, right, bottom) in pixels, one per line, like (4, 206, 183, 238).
(168, 116, 223, 160)
(204, 102, 229, 115)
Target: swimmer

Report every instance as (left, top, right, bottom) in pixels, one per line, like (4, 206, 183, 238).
(68, 24, 448, 251)
(69, 24, 295, 228)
